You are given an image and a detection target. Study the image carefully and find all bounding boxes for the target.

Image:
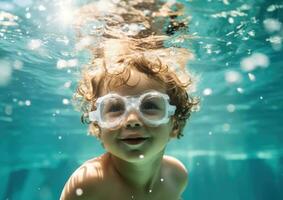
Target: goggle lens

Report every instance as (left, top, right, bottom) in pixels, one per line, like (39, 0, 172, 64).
(139, 94, 166, 121)
(100, 94, 167, 125)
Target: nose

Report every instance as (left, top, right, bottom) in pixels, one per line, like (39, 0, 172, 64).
(124, 112, 143, 129)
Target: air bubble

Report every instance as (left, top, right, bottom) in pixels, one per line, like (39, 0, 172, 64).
(64, 81, 72, 88)
(223, 123, 230, 132)
(203, 88, 213, 96)
(225, 71, 242, 84)
(13, 60, 23, 70)
(227, 104, 236, 112)
(25, 12, 31, 19)
(263, 18, 282, 33)
(75, 188, 83, 196)
(237, 88, 244, 94)
(38, 5, 46, 11)
(248, 73, 256, 81)
(4, 105, 13, 115)
(0, 60, 12, 86)
(62, 98, 70, 105)
(25, 100, 31, 106)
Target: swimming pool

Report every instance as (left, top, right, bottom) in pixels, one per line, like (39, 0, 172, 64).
(0, 0, 282, 199)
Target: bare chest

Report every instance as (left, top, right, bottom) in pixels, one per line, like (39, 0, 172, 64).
(89, 177, 181, 200)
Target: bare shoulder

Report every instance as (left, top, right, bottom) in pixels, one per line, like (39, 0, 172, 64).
(162, 155, 189, 192)
(60, 155, 107, 200)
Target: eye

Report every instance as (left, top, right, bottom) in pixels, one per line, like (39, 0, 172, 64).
(141, 101, 160, 110)
(107, 104, 124, 112)
(103, 98, 125, 114)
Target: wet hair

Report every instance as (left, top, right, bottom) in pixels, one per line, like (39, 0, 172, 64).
(72, 0, 200, 138)
(73, 53, 200, 139)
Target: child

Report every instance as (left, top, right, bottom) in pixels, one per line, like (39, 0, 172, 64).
(60, 1, 199, 199)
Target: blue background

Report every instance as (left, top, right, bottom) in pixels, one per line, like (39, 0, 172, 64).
(0, 0, 282, 199)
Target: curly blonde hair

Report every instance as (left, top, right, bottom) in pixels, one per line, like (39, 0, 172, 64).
(73, 51, 200, 139)
(72, 0, 200, 138)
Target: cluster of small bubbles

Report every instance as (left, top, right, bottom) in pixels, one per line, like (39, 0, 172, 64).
(203, 44, 212, 54)
(227, 104, 236, 112)
(263, 18, 282, 33)
(0, 59, 12, 86)
(75, 188, 83, 196)
(62, 98, 70, 105)
(139, 155, 144, 159)
(203, 88, 213, 96)
(236, 87, 244, 94)
(121, 23, 146, 36)
(248, 73, 256, 81)
(27, 39, 42, 50)
(0, 11, 18, 26)
(222, 123, 230, 132)
(225, 71, 242, 84)
(240, 53, 269, 72)
(267, 4, 283, 12)
(56, 59, 78, 69)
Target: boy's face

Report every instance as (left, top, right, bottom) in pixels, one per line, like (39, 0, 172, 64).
(98, 69, 177, 162)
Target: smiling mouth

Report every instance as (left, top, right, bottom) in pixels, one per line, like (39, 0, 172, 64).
(120, 137, 149, 145)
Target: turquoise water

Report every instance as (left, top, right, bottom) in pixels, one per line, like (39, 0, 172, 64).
(0, 0, 283, 199)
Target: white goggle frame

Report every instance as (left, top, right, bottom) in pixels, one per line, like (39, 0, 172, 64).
(89, 90, 176, 129)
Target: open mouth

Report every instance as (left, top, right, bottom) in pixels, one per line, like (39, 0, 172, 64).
(120, 137, 149, 145)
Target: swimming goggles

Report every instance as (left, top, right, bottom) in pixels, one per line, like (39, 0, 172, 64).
(89, 90, 176, 129)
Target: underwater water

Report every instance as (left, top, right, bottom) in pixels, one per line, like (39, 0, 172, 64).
(0, 0, 283, 199)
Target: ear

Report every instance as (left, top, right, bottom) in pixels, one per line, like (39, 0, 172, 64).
(170, 117, 180, 138)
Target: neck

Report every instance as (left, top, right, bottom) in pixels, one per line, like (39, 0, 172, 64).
(108, 151, 164, 193)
